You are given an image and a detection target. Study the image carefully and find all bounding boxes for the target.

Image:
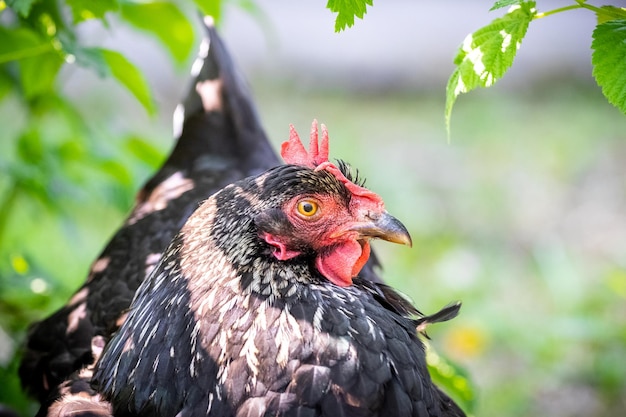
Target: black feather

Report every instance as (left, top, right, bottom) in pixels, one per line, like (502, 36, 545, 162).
(290, 365, 331, 405)
(336, 159, 367, 187)
(415, 302, 462, 339)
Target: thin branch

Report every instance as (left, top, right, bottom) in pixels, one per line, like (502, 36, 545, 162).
(534, 4, 583, 19)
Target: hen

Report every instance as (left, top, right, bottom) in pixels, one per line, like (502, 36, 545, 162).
(92, 123, 464, 417)
(20, 18, 464, 417)
(19, 19, 387, 416)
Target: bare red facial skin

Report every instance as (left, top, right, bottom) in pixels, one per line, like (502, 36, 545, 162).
(259, 190, 375, 287)
(268, 121, 389, 287)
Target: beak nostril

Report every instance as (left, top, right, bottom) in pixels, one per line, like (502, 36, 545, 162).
(365, 211, 380, 221)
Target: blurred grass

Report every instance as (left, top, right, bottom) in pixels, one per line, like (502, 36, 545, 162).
(1, 79, 626, 416)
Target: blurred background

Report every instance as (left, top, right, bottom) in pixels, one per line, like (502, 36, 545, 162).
(1, 1, 625, 416)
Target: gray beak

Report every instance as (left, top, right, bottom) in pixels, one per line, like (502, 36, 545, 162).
(350, 211, 412, 247)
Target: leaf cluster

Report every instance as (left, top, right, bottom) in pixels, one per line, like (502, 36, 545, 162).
(444, 0, 626, 134)
(326, 0, 373, 32)
(0, 1, 197, 413)
(0, 0, 198, 280)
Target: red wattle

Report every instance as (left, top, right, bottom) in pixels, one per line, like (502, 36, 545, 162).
(315, 240, 370, 287)
(352, 241, 370, 277)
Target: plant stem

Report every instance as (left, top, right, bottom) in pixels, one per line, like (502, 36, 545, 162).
(535, 0, 620, 20)
(534, 4, 583, 19)
(574, 0, 606, 15)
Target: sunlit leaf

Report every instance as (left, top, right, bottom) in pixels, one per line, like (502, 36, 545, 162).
(426, 343, 476, 414)
(100, 49, 156, 115)
(445, 1, 536, 134)
(120, 2, 194, 64)
(490, 0, 522, 12)
(592, 19, 626, 115)
(10, 254, 29, 275)
(66, 0, 119, 23)
(326, 0, 373, 32)
(595, 6, 626, 25)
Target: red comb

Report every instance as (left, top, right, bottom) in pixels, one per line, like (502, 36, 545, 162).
(280, 120, 384, 208)
(281, 119, 329, 167)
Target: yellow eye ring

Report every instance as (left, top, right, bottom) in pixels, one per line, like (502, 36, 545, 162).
(296, 199, 319, 218)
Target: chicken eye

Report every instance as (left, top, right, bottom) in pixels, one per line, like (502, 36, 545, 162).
(296, 199, 319, 218)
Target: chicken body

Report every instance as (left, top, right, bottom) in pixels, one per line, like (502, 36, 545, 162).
(20, 18, 464, 417)
(93, 137, 465, 416)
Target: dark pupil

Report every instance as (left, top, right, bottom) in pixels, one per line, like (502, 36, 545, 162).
(302, 202, 314, 213)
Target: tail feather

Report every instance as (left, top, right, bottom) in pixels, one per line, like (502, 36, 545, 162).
(161, 17, 279, 181)
(415, 301, 462, 339)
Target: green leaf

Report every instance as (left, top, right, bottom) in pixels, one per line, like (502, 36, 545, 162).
(100, 49, 156, 115)
(194, 0, 222, 22)
(66, 0, 119, 23)
(0, 27, 53, 64)
(592, 19, 626, 115)
(19, 51, 64, 98)
(596, 6, 626, 25)
(490, 0, 522, 12)
(55, 40, 155, 113)
(120, 2, 194, 64)
(326, 0, 373, 32)
(10, 129, 58, 210)
(426, 344, 476, 414)
(5, 0, 39, 17)
(0, 26, 61, 97)
(445, 1, 536, 134)
(16, 127, 44, 165)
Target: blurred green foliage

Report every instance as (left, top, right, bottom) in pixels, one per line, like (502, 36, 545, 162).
(1, 1, 626, 417)
(0, 0, 197, 414)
